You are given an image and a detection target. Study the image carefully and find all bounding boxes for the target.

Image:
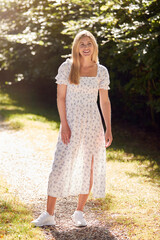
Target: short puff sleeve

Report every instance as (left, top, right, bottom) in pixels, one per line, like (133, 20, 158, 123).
(55, 59, 71, 85)
(99, 65, 110, 90)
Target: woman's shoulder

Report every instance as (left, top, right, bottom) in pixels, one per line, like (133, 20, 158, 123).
(98, 63, 109, 72)
(57, 58, 72, 76)
(97, 63, 109, 79)
(60, 58, 72, 68)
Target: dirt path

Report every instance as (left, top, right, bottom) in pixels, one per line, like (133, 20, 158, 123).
(0, 122, 129, 240)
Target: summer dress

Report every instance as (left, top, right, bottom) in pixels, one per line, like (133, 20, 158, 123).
(47, 58, 110, 199)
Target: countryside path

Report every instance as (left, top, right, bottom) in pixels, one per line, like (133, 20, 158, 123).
(0, 121, 129, 240)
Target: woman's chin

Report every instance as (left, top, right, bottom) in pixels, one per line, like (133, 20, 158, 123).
(81, 53, 91, 57)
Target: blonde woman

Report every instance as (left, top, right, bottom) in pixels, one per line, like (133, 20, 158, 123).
(32, 30, 112, 227)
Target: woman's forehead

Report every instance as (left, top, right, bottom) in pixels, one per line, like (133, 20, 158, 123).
(79, 36, 92, 43)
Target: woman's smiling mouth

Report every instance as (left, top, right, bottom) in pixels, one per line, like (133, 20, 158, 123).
(83, 50, 90, 53)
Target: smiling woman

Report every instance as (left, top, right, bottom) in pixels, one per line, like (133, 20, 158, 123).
(31, 30, 112, 228)
(69, 30, 99, 84)
(79, 38, 97, 77)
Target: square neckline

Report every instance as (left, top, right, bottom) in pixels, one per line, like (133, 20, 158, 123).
(80, 63, 99, 78)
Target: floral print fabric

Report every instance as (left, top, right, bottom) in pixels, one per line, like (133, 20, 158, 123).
(47, 59, 110, 198)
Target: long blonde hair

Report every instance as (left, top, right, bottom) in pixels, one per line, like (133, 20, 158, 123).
(69, 30, 98, 85)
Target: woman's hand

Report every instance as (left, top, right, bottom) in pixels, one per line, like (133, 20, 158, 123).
(105, 129, 113, 148)
(61, 122, 71, 145)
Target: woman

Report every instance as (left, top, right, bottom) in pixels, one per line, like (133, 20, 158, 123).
(31, 30, 112, 227)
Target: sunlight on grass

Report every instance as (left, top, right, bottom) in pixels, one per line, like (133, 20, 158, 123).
(8, 113, 59, 131)
(91, 160, 160, 240)
(0, 177, 45, 240)
(0, 92, 24, 111)
(9, 120, 24, 130)
(0, 90, 59, 131)
(0, 89, 59, 159)
(107, 148, 125, 161)
(107, 148, 148, 162)
(0, 92, 15, 105)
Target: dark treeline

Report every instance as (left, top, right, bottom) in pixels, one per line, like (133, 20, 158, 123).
(0, 0, 160, 128)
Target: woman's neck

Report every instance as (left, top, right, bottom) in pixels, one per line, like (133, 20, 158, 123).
(80, 56, 93, 67)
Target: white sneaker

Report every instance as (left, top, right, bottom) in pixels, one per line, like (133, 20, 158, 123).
(31, 211, 56, 227)
(71, 210, 87, 227)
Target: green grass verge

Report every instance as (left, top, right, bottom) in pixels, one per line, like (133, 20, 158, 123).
(90, 127, 160, 239)
(0, 177, 45, 240)
(90, 160, 160, 240)
(0, 87, 60, 131)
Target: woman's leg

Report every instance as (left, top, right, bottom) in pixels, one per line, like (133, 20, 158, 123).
(47, 196, 57, 215)
(47, 156, 94, 215)
(76, 156, 94, 211)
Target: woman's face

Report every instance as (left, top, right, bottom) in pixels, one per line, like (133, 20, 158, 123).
(78, 36, 94, 58)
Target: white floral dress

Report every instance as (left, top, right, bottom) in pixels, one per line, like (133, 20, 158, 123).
(47, 58, 110, 199)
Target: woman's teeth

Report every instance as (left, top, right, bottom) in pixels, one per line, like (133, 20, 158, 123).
(83, 50, 89, 53)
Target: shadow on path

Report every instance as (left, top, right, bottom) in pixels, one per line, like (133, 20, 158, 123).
(43, 225, 118, 240)
(32, 196, 120, 240)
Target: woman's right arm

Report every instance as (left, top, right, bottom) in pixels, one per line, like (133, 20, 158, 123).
(57, 84, 71, 145)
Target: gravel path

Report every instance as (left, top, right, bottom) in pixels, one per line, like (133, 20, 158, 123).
(0, 121, 129, 240)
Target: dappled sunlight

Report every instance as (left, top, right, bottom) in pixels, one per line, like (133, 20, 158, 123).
(0, 177, 45, 239)
(0, 92, 17, 106)
(107, 148, 136, 162)
(92, 160, 160, 239)
(0, 89, 60, 131)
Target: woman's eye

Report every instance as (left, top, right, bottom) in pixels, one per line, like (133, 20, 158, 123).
(88, 43, 92, 46)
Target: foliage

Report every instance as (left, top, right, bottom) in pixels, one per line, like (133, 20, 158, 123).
(0, 0, 160, 127)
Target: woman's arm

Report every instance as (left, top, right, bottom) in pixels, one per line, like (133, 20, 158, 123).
(57, 84, 71, 145)
(99, 89, 113, 148)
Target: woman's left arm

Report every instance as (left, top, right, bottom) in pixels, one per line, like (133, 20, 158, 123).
(99, 89, 113, 148)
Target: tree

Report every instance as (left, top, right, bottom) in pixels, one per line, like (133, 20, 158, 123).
(0, 0, 159, 126)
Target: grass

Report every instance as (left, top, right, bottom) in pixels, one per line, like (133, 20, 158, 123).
(90, 126, 160, 239)
(0, 86, 160, 240)
(91, 161, 160, 239)
(0, 87, 60, 132)
(0, 177, 45, 240)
